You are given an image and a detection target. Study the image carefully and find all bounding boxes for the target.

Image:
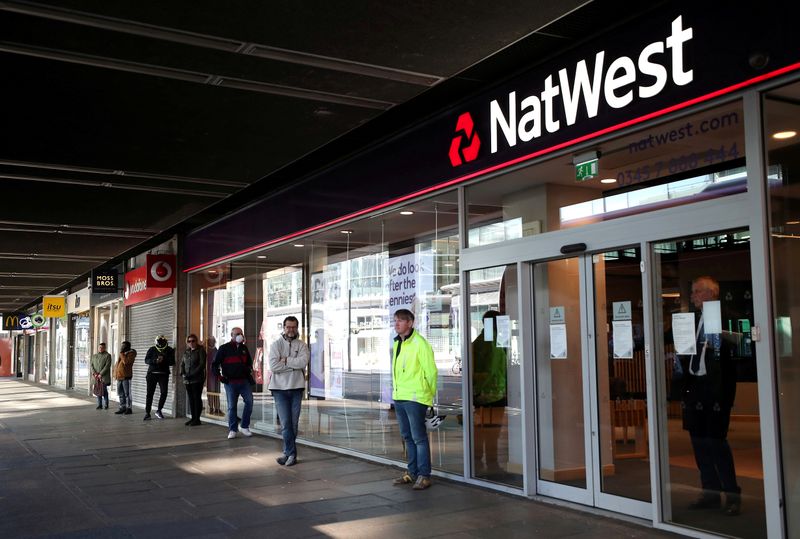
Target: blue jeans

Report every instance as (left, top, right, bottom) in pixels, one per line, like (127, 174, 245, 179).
(117, 379, 131, 409)
(394, 400, 431, 478)
(225, 381, 253, 432)
(272, 388, 303, 457)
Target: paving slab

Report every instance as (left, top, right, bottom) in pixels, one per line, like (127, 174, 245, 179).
(0, 379, 682, 538)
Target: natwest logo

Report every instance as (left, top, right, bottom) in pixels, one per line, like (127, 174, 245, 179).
(489, 15, 693, 154)
(448, 112, 481, 167)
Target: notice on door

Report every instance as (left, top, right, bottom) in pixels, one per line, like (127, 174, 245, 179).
(550, 323, 567, 359)
(612, 320, 633, 358)
(672, 312, 697, 355)
(496, 315, 511, 348)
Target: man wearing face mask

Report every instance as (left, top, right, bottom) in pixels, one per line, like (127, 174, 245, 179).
(212, 327, 254, 440)
(144, 335, 176, 420)
(268, 316, 309, 466)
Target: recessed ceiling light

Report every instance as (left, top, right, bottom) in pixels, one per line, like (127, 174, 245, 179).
(293, 244, 305, 247)
(340, 230, 353, 234)
(600, 178, 617, 184)
(400, 211, 414, 215)
(773, 130, 797, 140)
(257, 255, 267, 259)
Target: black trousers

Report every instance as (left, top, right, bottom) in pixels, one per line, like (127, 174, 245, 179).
(145, 372, 169, 414)
(185, 382, 203, 421)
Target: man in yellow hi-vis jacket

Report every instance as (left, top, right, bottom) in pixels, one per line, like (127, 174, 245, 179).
(390, 308, 437, 491)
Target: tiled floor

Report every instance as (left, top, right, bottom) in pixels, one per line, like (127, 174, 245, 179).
(0, 379, 681, 538)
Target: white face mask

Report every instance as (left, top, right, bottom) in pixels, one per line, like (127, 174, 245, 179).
(234, 334, 244, 344)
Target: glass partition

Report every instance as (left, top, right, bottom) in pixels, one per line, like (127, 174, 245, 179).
(467, 101, 745, 247)
(191, 191, 464, 476)
(764, 80, 800, 537)
(468, 264, 523, 487)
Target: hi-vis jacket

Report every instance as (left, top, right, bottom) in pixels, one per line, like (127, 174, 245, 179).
(392, 330, 437, 406)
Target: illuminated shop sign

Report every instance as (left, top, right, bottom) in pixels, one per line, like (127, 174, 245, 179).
(91, 269, 119, 293)
(2, 312, 46, 331)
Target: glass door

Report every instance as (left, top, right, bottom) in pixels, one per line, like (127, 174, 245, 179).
(532, 247, 652, 518)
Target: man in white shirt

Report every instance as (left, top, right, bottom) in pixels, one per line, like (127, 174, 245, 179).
(268, 316, 309, 466)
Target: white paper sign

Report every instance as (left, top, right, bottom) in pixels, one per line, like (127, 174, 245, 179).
(672, 313, 697, 355)
(612, 320, 633, 358)
(483, 321, 494, 341)
(496, 315, 511, 348)
(550, 324, 567, 359)
(612, 301, 632, 321)
(703, 300, 722, 334)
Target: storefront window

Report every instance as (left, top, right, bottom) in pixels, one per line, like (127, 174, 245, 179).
(73, 314, 90, 391)
(468, 264, 523, 487)
(190, 191, 463, 475)
(467, 101, 745, 247)
(55, 316, 68, 388)
(654, 230, 765, 538)
(764, 80, 800, 537)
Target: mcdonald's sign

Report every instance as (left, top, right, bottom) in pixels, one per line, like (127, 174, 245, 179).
(2, 312, 46, 331)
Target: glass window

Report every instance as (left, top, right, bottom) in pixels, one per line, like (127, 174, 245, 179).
(468, 264, 523, 487)
(764, 80, 800, 537)
(467, 101, 745, 247)
(189, 191, 463, 476)
(654, 230, 765, 538)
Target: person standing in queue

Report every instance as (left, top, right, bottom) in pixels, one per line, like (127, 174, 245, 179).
(91, 343, 112, 410)
(181, 334, 206, 426)
(390, 309, 437, 490)
(205, 336, 221, 415)
(114, 341, 136, 415)
(144, 334, 175, 420)
(268, 316, 309, 466)
(212, 327, 254, 440)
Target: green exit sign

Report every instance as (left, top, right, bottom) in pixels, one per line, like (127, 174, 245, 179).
(575, 159, 598, 181)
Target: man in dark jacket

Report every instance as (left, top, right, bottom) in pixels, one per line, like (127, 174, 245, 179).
(143, 334, 175, 421)
(675, 276, 741, 515)
(212, 327, 254, 439)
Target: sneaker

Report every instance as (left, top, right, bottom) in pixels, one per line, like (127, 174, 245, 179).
(412, 476, 432, 490)
(114, 409, 126, 415)
(184, 419, 193, 426)
(392, 472, 415, 486)
(240, 428, 252, 437)
(143, 414, 151, 421)
(96, 404, 102, 410)
(227, 431, 237, 439)
(124, 408, 133, 415)
(189, 420, 202, 426)
(155, 410, 164, 419)
(104, 405, 109, 409)
(277, 455, 287, 465)
(285, 455, 297, 466)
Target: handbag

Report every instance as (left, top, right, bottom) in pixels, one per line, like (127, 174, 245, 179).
(91, 376, 104, 397)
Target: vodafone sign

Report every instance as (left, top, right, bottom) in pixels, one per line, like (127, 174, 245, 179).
(146, 254, 176, 288)
(124, 254, 176, 306)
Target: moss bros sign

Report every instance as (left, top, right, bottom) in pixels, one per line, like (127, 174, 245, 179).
(91, 269, 119, 293)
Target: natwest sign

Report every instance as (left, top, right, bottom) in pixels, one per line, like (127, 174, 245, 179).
(124, 264, 172, 306)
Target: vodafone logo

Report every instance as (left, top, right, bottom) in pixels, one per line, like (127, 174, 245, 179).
(150, 260, 173, 283)
(448, 112, 481, 167)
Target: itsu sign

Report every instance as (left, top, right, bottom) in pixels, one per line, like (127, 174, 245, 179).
(124, 254, 176, 306)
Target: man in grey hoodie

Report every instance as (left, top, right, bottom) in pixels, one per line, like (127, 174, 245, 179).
(268, 316, 309, 466)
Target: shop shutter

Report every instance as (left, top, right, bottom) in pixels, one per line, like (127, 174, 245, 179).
(127, 296, 175, 414)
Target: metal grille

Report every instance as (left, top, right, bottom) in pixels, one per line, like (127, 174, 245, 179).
(127, 296, 175, 414)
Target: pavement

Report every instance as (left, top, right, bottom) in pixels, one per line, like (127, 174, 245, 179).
(0, 379, 682, 538)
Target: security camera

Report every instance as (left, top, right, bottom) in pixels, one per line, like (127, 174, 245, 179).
(748, 52, 769, 70)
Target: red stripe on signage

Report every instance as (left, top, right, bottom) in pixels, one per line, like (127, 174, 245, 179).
(185, 61, 800, 273)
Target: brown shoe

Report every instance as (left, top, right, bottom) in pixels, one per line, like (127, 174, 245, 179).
(392, 472, 414, 486)
(412, 476, 431, 490)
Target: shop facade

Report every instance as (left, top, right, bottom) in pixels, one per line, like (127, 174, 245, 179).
(183, 4, 797, 538)
(67, 287, 91, 392)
